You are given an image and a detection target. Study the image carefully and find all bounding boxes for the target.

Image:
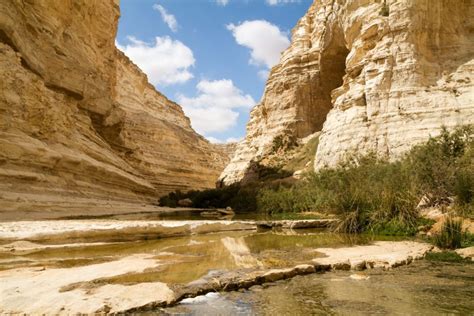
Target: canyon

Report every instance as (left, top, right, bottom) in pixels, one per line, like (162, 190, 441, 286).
(220, 0, 474, 185)
(0, 1, 473, 314)
(2, 0, 473, 210)
(0, 0, 231, 216)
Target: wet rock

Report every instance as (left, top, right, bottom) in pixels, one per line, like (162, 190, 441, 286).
(332, 260, 351, 270)
(313, 241, 433, 270)
(350, 260, 366, 271)
(0, 254, 175, 314)
(249, 285, 263, 292)
(294, 264, 316, 274)
(0, 220, 257, 241)
(200, 211, 222, 218)
(256, 219, 338, 230)
(200, 208, 235, 218)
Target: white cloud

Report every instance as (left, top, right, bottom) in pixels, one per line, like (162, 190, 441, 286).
(225, 136, 243, 143)
(117, 36, 194, 86)
(184, 107, 239, 135)
(152, 4, 178, 32)
(177, 79, 255, 135)
(207, 136, 243, 144)
(227, 20, 289, 78)
(266, 0, 300, 5)
(258, 69, 270, 80)
(215, 0, 229, 6)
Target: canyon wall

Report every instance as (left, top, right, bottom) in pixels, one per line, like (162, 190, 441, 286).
(0, 0, 229, 214)
(220, 0, 474, 185)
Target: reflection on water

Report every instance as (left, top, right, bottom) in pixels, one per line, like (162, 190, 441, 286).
(1, 225, 472, 315)
(0, 230, 380, 283)
(56, 209, 319, 221)
(221, 237, 263, 269)
(164, 260, 474, 315)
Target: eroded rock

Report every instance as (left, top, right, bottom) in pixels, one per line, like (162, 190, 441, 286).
(220, 0, 474, 185)
(0, 0, 231, 215)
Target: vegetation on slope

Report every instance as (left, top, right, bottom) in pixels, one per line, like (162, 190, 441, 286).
(159, 126, 474, 236)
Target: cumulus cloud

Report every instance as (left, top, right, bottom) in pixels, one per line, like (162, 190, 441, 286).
(152, 4, 178, 32)
(215, 0, 229, 6)
(258, 69, 270, 81)
(225, 136, 243, 143)
(227, 20, 289, 68)
(177, 79, 255, 135)
(117, 36, 194, 86)
(207, 136, 243, 144)
(227, 20, 289, 78)
(266, 0, 300, 5)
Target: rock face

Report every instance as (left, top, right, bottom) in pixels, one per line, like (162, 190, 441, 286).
(0, 0, 228, 213)
(220, 0, 474, 185)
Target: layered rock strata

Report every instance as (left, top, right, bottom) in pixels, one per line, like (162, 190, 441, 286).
(0, 0, 228, 213)
(220, 0, 474, 185)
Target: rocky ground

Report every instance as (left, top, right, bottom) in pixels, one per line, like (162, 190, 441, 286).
(0, 219, 437, 314)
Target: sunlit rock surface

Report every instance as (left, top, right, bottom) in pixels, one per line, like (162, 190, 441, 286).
(0, 223, 434, 314)
(0, 0, 230, 213)
(220, 0, 474, 184)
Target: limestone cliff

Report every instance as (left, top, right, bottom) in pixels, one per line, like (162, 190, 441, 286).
(0, 0, 229, 214)
(220, 0, 474, 185)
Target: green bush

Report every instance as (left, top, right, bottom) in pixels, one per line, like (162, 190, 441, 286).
(158, 184, 259, 212)
(258, 155, 419, 233)
(425, 251, 470, 263)
(159, 125, 473, 235)
(256, 126, 473, 234)
(408, 126, 473, 205)
(434, 217, 464, 249)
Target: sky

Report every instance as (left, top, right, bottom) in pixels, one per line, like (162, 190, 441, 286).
(117, 0, 312, 143)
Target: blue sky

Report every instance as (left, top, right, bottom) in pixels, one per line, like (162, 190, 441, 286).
(117, 0, 312, 143)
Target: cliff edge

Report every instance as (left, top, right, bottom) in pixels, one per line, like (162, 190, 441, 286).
(220, 0, 474, 185)
(0, 0, 230, 214)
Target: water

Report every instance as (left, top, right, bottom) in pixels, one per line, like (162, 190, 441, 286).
(55, 209, 317, 221)
(1, 219, 472, 315)
(0, 230, 378, 279)
(164, 260, 474, 315)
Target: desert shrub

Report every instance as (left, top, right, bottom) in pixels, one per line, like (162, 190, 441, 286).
(434, 217, 464, 249)
(159, 184, 259, 212)
(425, 251, 470, 263)
(160, 126, 473, 233)
(408, 126, 473, 205)
(271, 134, 297, 153)
(257, 126, 473, 233)
(258, 154, 419, 233)
(255, 163, 292, 182)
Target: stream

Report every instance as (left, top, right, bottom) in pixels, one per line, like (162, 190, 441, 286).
(0, 214, 472, 314)
(165, 260, 474, 315)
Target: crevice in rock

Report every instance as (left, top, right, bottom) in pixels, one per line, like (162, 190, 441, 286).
(44, 83, 84, 101)
(0, 29, 18, 52)
(87, 110, 130, 154)
(296, 22, 349, 139)
(0, 29, 84, 101)
(0, 29, 43, 79)
(318, 22, 349, 117)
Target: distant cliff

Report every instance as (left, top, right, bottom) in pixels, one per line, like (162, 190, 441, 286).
(220, 0, 474, 185)
(0, 0, 230, 213)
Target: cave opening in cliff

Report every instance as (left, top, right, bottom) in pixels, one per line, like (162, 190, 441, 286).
(311, 23, 349, 132)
